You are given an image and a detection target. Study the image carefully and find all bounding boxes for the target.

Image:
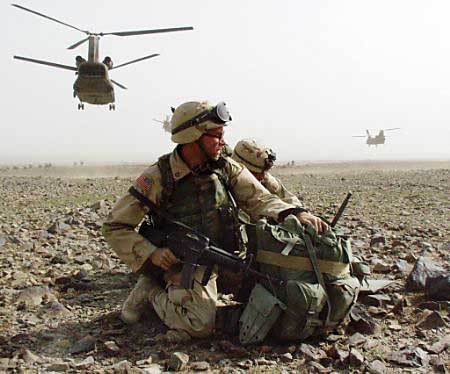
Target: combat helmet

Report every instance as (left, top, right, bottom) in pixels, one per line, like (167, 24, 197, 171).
(232, 139, 276, 173)
(171, 101, 232, 144)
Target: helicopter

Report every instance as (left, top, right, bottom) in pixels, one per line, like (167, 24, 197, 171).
(352, 128, 400, 146)
(153, 115, 172, 133)
(12, 4, 193, 110)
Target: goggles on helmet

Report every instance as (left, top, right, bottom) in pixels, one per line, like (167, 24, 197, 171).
(234, 147, 277, 172)
(171, 102, 232, 135)
(265, 149, 277, 170)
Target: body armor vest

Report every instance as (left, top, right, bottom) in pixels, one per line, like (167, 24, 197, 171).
(152, 154, 239, 253)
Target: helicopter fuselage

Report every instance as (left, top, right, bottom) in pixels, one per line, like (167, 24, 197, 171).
(12, 3, 192, 110)
(73, 62, 114, 105)
(366, 133, 385, 146)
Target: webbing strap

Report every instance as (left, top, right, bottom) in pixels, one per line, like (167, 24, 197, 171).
(303, 231, 332, 328)
(256, 250, 350, 277)
(280, 238, 299, 256)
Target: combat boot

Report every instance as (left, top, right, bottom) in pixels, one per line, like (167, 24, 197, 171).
(121, 275, 161, 324)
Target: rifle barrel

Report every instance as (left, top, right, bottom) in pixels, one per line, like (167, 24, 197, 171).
(331, 192, 352, 227)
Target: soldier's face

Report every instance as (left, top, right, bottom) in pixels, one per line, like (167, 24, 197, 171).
(200, 128, 225, 159)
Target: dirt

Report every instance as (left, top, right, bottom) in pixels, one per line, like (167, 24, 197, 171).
(0, 160, 449, 373)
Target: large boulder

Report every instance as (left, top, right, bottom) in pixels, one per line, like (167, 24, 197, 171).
(405, 257, 444, 291)
(425, 275, 450, 301)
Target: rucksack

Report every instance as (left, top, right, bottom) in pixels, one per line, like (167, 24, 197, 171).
(239, 215, 361, 344)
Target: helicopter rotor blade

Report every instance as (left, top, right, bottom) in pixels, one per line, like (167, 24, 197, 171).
(11, 4, 89, 34)
(384, 128, 400, 131)
(111, 53, 159, 70)
(352, 136, 366, 138)
(102, 26, 193, 37)
(14, 55, 77, 71)
(67, 36, 90, 50)
(111, 80, 127, 90)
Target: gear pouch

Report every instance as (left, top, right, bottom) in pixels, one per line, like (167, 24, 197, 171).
(239, 283, 286, 345)
(326, 276, 360, 325)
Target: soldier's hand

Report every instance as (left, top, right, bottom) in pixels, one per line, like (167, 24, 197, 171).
(151, 248, 179, 271)
(297, 212, 328, 234)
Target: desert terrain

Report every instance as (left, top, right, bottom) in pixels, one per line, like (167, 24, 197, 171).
(0, 160, 449, 373)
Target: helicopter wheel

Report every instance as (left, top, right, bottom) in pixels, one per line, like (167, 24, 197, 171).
(78, 103, 81, 110)
(109, 104, 115, 111)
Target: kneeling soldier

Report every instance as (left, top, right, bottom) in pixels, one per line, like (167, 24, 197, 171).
(102, 101, 327, 342)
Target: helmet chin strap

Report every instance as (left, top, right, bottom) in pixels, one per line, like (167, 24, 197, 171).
(195, 137, 217, 163)
(193, 137, 224, 171)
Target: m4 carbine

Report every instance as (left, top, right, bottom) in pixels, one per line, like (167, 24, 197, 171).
(129, 186, 282, 290)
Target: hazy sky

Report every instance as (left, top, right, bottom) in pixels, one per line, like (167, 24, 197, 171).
(2, 0, 450, 164)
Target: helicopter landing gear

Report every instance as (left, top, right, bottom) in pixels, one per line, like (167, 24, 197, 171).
(109, 104, 115, 111)
(78, 103, 85, 110)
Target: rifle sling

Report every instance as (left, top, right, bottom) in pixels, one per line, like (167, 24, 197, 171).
(303, 230, 332, 328)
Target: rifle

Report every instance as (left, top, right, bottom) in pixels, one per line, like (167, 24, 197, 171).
(331, 192, 352, 227)
(129, 186, 283, 290)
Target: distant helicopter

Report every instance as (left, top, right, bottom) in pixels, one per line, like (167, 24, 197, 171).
(152, 115, 172, 133)
(12, 4, 193, 110)
(352, 128, 400, 146)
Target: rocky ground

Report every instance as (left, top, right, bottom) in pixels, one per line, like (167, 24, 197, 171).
(0, 161, 449, 373)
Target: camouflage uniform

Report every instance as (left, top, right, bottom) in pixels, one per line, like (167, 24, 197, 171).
(260, 172, 303, 207)
(103, 147, 297, 338)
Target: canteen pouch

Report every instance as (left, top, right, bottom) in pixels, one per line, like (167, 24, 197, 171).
(239, 283, 286, 345)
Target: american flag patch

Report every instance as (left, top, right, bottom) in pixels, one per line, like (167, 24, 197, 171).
(135, 175, 152, 193)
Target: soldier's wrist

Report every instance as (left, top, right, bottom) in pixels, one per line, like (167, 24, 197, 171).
(278, 207, 309, 222)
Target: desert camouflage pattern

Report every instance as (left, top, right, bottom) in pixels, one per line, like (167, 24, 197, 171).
(102, 148, 297, 337)
(152, 265, 218, 337)
(103, 149, 297, 271)
(232, 139, 273, 173)
(261, 172, 303, 207)
(170, 101, 225, 144)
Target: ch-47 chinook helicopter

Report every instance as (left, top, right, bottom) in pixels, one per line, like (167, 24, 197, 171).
(153, 115, 172, 133)
(12, 4, 193, 110)
(352, 128, 400, 146)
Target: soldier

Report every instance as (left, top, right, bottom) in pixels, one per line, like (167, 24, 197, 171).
(232, 139, 302, 207)
(102, 101, 327, 342)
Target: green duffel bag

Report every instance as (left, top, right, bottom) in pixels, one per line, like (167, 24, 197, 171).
(239, 215, 360, 343)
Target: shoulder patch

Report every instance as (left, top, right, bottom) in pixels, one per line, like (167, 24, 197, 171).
(135, 174, 152, 194)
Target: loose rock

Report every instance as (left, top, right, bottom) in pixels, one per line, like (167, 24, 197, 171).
(167, 352, 189, 371)
(405, 256, 445, 291)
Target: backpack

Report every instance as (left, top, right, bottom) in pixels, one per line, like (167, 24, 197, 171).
(239, 215, 360, 344)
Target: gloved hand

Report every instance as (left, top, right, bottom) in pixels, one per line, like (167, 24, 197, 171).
(151, 247, 179, 271)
